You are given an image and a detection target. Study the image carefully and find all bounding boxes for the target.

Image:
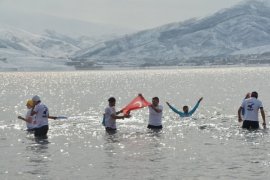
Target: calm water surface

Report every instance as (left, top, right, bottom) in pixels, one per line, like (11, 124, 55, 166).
(0, 67, 270, 179)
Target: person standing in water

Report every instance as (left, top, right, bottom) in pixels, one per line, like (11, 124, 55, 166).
(238, 91, 266, 129)
(31, 95, 54, 138)
(166, 97, 203, 117)
(18, 99, 35, 132)
(241, 92, 251, 117)
(104, 97, 131, 133)
(147, 96, 163, 130)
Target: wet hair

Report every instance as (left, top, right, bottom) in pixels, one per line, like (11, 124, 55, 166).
(183, 106, 189, 113)
(152, 97, 159, 101)
(251, 91, 258, 98)
(108, 97, 116, 102)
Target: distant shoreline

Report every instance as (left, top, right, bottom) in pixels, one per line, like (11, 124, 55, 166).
(1, 64, 270, 73)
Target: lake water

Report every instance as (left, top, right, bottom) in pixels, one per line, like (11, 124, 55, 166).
(0, 67, 270, 179)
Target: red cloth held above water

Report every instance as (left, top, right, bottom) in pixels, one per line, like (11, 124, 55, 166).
(122, 95, 151, 115)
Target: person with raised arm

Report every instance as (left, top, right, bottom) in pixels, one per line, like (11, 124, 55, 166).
(147, 96, 163, 130)
(166, 97, 203, 117)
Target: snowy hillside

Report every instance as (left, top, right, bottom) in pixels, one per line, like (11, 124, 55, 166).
(0, 49, 73, 71)
(2, 0, 270, 70)
(0, 25, 129, 70)
(73, 0, 270, 67)
(0, 26, 81, 57)
(0, 25, 79, 71)
(0, 9, 135, 71)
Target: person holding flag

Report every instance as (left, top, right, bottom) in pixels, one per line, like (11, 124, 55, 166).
(121, 94, 163, 130)
(104, 97, 131, 133)
(147, 96, 163, 130)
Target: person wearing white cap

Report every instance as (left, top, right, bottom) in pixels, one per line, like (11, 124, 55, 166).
(32, 95, 41, 102)
(31, 95, 51, 138)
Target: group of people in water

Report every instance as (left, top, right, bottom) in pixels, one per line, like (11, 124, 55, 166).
(104, 91, 266, 133)
(18, 91, 266, 138)
(103, 94, 204, 133)
(18, 95, 56, 138)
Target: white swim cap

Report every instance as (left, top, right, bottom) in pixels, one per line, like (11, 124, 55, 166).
(32, 95, 41, 102)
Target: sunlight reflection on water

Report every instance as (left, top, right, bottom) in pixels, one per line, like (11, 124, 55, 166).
(1, 67, 270, 179)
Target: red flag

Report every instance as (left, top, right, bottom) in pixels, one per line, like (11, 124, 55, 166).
(122, 95, 151, 115)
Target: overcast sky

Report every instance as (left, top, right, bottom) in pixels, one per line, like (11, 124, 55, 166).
(0, 0, 245, 30)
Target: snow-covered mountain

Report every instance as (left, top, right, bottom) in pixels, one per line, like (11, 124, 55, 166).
(2, 0, 270, 70)
(0, 9, 135, 71)
(0, 24, 128, 70)
(0, 26, 81, 57)
(0, 8, 137, 71)
(0, 25, 81, 71)
(0, 23, 129, 70)
(72, 0, 270, 66)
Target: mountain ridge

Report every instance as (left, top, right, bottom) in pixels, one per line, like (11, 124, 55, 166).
(2, 0, 270, 70)
(72, 0, 270, 67)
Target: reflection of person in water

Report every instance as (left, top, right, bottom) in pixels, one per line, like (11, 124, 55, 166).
(238, 91, 266, 129)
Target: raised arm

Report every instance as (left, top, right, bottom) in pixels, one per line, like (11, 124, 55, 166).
(150, 104, 162, 113)
(166, 102, 185, 117)
(188, 97, 203, 116)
